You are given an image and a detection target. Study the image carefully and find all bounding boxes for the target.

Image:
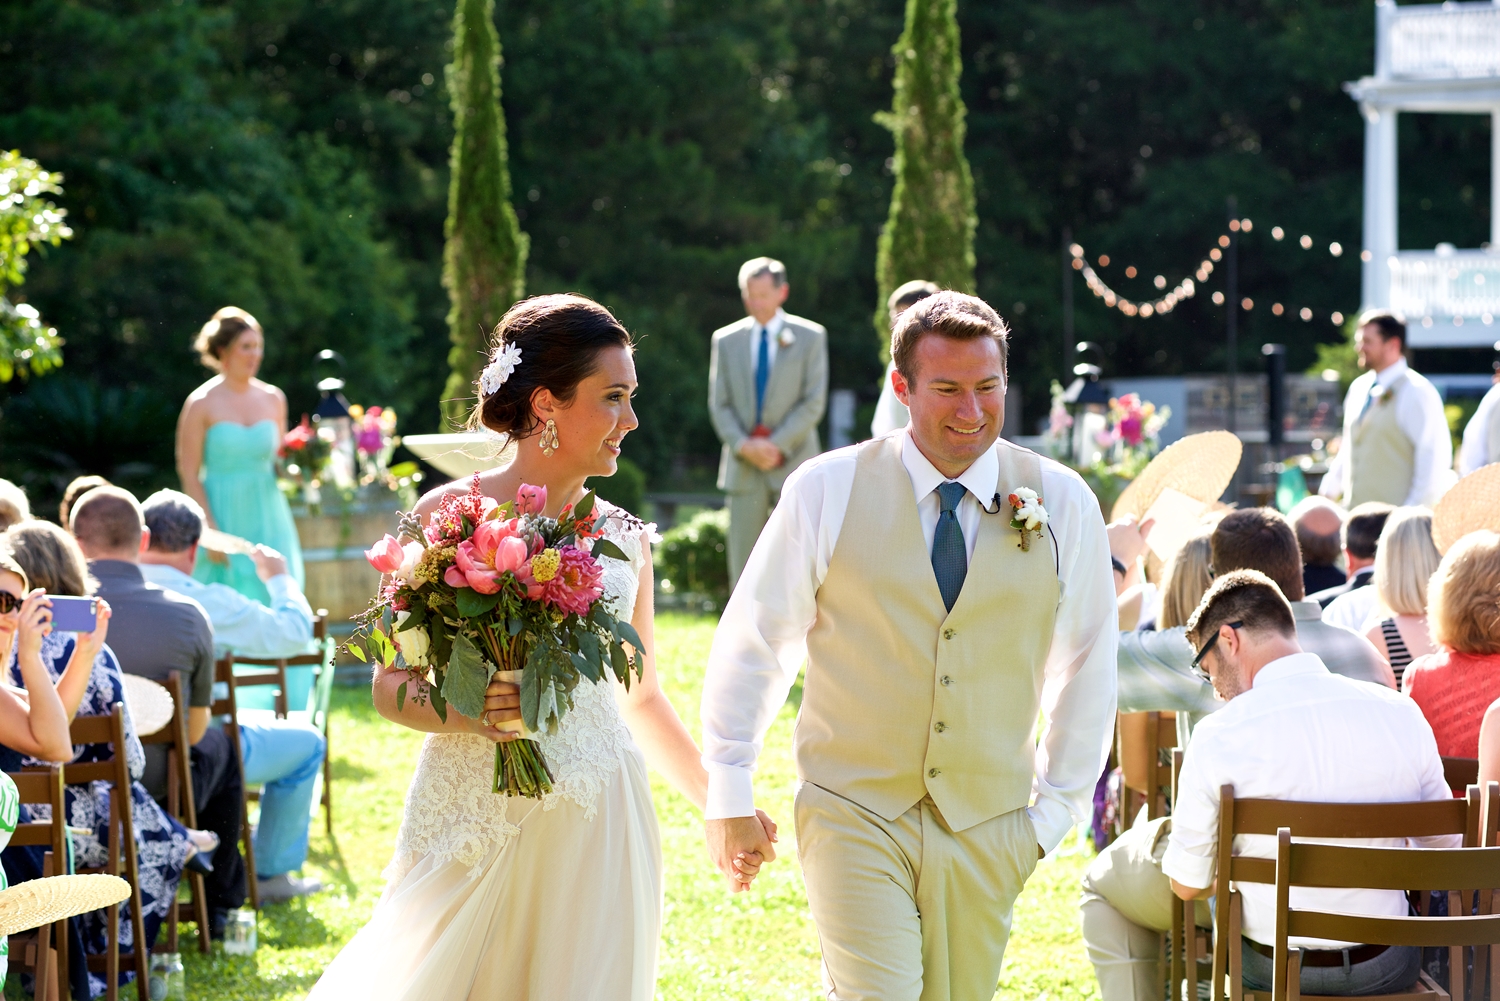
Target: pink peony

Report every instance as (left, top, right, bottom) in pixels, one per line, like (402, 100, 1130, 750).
(519, 545, 603, 616)
(1118, 414, 1143, 446)
(444, 518, 530, 594)
(365, 535, 405, 574)
(516, 483, 547, 516)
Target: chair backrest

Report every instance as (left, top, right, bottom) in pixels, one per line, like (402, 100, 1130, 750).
(64, 703, 130, 788)
(6, 765, 67, 862)
(224, 610, 329, 717)
(1445, 755, 1480, 790)
(1118, 710, 1176, 820)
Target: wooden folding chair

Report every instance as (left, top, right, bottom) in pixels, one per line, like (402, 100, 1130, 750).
(139, 672, 211, 954)
(1443, 757, 1480, 793)
(1169, 748, 1213, 1001)
(1117, 710, 1177, 828)
(6, 764, 70, 1001)
(64, 704, 150, 1001)
(213, 653, 261, 910)
(1268, 833, 1500, 1001)
(1211, 787, 1479, 1001)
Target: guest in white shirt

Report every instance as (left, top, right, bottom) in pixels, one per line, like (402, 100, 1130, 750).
(1082, 570, 1450, 1000)
(137, 489, 325, 903)
(1320, 311, 1452, 508)
(869, 279, 940, 437)
(1312, 503, 1393, 634)
(1457, 366, 1500, 476)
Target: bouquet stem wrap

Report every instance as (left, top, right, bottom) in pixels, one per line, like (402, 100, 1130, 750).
(490, 666, 552, 797)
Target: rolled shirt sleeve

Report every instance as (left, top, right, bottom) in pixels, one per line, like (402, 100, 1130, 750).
(1116, 627, 1220, 715)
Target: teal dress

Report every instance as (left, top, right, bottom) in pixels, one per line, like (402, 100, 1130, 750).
(193, 419, 304, 604)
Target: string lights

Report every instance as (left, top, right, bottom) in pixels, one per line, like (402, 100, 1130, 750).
(1069, 216, 1351, 325)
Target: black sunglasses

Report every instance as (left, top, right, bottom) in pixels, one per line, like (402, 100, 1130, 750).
(1190, 620, 1243, 679)
(0, 593, 20, 614)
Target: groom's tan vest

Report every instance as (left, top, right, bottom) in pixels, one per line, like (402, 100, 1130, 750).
(1349, 372, 1415, 506)
(796, 435, 1060, 833)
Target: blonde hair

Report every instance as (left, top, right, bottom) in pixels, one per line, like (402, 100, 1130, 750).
(1158, 529, 1215, 630)
(193, 306, 262, 371)
(4, 521, 94, 596)
(0, 479, 30, 531)
(0, 552, 29, 594)
(1373, 506, 1441, 617)
(1428, 531, 1500, 655)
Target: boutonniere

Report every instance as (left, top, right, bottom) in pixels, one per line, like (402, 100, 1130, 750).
(776, 326, 795, 348)
(1008, 487, 1048, 552)
(1370, 384, 1393, 406)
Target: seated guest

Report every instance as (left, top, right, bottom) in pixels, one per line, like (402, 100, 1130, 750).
(1115, 508, 1394, 717)
(1082, 571, 1451, 1000)
(138, 489, 324, 901)
(1402, 530, 1500, 774)
(59, 474, 111, 530)
(1289, 496, 1347, 596)
(69, 486, 248, 931)
(1316, 501, 1394, 627)
(1157, 529, 1214, 631)
(0, 479, 29, 531)
(1, 522, 219, 996)
(1479, 696, 1500, 791)
(1363, 507, 1439, 686)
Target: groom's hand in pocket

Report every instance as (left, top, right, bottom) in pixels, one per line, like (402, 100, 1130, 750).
(706, 815, 777, 893)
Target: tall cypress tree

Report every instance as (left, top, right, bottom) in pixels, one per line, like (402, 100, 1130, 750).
(440, 0, 529, 426)
(873, 0, 976, 349)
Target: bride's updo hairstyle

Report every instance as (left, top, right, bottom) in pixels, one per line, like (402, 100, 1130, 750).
(194, 306, 263, 371)
(471, 294, 633, 440)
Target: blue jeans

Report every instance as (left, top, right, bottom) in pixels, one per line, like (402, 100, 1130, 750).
(239, 718, 325, 878)
(1241, 939, 1422, 996)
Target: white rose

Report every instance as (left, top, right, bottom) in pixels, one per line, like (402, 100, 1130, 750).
(393, 620, 431, 667)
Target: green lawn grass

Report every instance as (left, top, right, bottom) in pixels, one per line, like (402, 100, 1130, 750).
(15, 612, 1101, 999)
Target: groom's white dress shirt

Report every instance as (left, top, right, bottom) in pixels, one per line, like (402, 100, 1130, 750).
(701, 429, 1118, 853)
(1319, 358, 1452, 506)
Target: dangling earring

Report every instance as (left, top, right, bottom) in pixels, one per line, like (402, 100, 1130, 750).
(539, 419, 560, 457)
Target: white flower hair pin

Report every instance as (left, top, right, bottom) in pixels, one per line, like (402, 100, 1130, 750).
(1007, 487, 1048, 551)
(479, 341, 523, 397)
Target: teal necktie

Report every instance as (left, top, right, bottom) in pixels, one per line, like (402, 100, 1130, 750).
(931, 481, 968, 612)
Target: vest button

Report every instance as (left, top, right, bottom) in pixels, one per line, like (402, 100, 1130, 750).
(928, 767, 940, 778)
(942, 628, 955, 640)
(940, 675, 953, 686)
(934, 721, 948, 732)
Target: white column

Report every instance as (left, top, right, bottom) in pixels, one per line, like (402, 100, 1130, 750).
(1361, 102, 1398, 309)
(1492, 110, 1500, 250)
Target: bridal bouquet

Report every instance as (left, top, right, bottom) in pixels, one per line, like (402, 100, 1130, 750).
(352, 475, 643, 797)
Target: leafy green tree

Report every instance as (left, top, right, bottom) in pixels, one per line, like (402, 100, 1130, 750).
(0, 151, 67, 382)
(873, 0, 977, 347)
(440, 0, 529, 427)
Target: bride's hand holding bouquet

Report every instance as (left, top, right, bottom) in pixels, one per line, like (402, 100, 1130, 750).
(355, 474, 644, 797)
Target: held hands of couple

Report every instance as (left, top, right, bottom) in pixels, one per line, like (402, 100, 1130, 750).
(706, 813, 779, 894)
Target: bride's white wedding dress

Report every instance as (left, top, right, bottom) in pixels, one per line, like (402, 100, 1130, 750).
(309, 503, 661, 1000)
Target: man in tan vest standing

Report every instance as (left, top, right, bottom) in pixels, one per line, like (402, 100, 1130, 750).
(708, 257, 829, 587)
(1320, 311, 1452, 507)
(700, 291, 1118, 1001)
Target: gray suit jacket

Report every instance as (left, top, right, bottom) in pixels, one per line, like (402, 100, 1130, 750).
(708, 313, 828, 492)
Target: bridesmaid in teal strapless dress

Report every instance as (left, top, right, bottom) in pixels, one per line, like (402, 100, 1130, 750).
(193, 419, 304, 603)
(176, 307, 305, 606)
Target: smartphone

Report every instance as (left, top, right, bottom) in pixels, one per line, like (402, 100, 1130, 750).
(48, 595, 99, 633)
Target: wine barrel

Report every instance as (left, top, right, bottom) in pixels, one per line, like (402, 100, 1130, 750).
(293, 503, 399, 633)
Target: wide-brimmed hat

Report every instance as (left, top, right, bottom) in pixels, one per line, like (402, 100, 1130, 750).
(1110, 430, 1243, 523)
(1433, 462, 1500, 554)
(120, 673, 175, 737)
(0, 874, 130, 937)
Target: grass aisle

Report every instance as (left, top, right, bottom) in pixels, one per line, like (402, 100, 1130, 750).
(155, 612, 1098, 1000)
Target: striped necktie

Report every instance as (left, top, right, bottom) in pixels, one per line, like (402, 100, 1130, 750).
(931, 481, 968, 612)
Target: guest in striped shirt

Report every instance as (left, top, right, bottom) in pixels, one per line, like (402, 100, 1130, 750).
(1363, 507, 1439, 687)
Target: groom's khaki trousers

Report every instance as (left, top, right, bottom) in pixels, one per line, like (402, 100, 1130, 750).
(795, 781, 1039, 1001)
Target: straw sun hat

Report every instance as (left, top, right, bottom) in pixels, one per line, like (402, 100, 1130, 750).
(1109, 430, 1244, 523)
(0, 874, 130, 937)
(1432, 462, 1500, 555)
(120, 673, 175, 738)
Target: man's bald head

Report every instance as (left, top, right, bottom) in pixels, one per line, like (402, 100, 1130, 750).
(1288, 496, 1345, 570)
(70, 486, 146, 562)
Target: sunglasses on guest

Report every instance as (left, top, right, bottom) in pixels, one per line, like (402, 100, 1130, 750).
(0, 593, 21, 615)
(1190, 620, 1243, 681)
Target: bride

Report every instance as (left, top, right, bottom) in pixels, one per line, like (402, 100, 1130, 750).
(308, 294, 772, 1000)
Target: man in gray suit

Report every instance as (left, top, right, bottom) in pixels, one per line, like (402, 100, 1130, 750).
(709, 257, 829, 586)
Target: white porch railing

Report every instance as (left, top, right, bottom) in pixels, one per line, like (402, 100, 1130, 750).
(1388, 249, 1500, 320)
(1383, 1, 1500, 80)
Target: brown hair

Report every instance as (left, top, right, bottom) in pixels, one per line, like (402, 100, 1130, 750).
(1357, 309, 1407, 351)
(469, 294, 633, 440)
(890, 291, 1009, 381)
(0, 479, 30, 531)
(5, 521, 94, 596)
(1210, 507, 1305, 601)
(59, 475, 111, 529)
(70, 486, 144, 556)
(1288, 496, 1344, 568)
(1159, 529, 1215, 630)
(886, 280, 941, 325)
(193, 306, 263, 371)
(1427, 530, 1500, 655)
(1185, 569, 1298, 650)
(1344, 501, 1395, 561)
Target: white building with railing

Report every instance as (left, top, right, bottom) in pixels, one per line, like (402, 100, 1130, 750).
(1344, 0, 1500, 347)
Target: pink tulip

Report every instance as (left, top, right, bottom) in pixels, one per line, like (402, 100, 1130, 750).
(516, 483, 547, 516)
(365, 535, 405, 574)
(446, 519, 530, 593)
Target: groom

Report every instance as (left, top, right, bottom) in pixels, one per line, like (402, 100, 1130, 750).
(700, 291, 1117, 1001)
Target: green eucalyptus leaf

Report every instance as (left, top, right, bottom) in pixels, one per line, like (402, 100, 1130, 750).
(347, 641, 367, 663)
(519, 656, 542, 731)
(401, 604, 429, 630)
(591, 537, 629, 563)
(429, 683, 448, 724)
(615, 619, 645, 655)
(441, 633, 492, 719)
(573, 491, 596, 522)
(610, 640, 630, 685)
(455, 588, 501, 618)
(396, 681, 407, 713)
(570, 649, 598, 683)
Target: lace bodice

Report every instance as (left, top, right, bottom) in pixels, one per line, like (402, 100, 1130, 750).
(387, 502, 653, 878)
